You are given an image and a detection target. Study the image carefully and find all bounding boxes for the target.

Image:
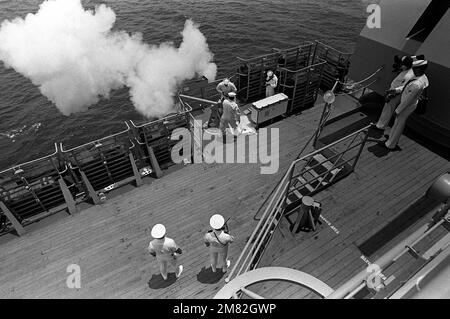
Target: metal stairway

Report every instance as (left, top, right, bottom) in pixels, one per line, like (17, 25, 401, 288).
(225, 124, 372, 283)
(285, 152, 347, 208)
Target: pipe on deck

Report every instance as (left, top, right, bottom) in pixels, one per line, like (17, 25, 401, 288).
(327, 202, 449, 299)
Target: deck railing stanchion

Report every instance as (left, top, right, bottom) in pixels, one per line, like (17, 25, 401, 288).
(129, 152, 142, 187)
(80, 171, 100, 205)
(283, 166, 295, 209)
(0, 201, 25, 236)
(147, 145, 163, 178)
(351, 128, 371, 171)
(58, 178, 77, 214)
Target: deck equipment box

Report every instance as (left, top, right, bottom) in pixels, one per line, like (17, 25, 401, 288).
(250, 93, 288, 126)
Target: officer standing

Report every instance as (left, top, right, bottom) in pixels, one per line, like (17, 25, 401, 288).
(204, 214, 234, 273)
(376, 56, 415, 130)
(148, 224, 183, 280)
(219, 92, 241, 137)
(383, 60, 429, 150)
(265, 70, 278, 97)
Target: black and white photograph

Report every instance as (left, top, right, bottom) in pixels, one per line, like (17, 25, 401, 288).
(0, 0, 449, 307)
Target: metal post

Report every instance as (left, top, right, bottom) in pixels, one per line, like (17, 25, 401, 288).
(291, 72, 298, 114)
(80, 171, 100, 205)
(313, 79, 339, 147)
(0, 201, 25, 236)
(147, 145, 163, 178)
(351, 128, 370, 171)
(58, 178, 77, 214)
(283, 166, 295, 210)
(293, 196, 315, 233)
(129, 152, 142, 187)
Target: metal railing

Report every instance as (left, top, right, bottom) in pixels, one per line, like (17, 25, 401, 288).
(0, 144, 77, 235)
(60, 123, 136, 202)
(225, 124, 372, 283)
(271, 42, 315, 70)
(278, 59, 327, 114)
(1, 105, 194, 236)
(312, 41, 352, 92)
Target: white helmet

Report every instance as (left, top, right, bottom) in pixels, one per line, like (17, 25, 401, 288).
(151, 224, 166, 239)
(267, 70, 273, 77)
(210, 214, 225, 230)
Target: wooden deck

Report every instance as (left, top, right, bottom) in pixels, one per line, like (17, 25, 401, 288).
(0, 102, 448, 299)
(256, 121, 450, 298)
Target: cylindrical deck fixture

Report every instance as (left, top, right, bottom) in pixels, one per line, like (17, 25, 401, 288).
(301, 196, 315, 208)
(293, 196, 316, 232)
(426, 172, 450, 203)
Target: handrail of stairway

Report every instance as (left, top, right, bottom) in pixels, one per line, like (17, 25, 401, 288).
(226, 123, 373, 282)
(253, 80, 340, 221)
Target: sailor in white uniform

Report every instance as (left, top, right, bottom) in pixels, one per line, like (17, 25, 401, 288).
(376, 56, 414, 130)
(384, 60, 429, 150)
(265, 70, 278, 97)
(148, 224, 183, 280)
(204, 214, 234, 273)
(219, 92, 241, 137)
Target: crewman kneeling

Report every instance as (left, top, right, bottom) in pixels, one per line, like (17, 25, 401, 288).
(148, 223, 183, 280)
(204, 214, 234, 273)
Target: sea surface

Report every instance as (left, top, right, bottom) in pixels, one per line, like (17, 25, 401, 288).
(0, 0, 368, 170)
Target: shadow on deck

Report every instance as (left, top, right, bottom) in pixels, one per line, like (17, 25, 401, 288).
(357, 195, 439, 257)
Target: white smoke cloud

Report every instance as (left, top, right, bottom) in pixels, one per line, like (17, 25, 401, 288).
(0, 0, 217, 117)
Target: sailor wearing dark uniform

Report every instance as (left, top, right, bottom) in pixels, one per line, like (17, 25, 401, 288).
(384, 60, 429, 150)
(204, 214, 234, 273)
(376, 56, 414, 130)
(148, 223, 183, 280)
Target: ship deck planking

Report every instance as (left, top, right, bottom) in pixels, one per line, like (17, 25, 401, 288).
(0, 103, 448, 298)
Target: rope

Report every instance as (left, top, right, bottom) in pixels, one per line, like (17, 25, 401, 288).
(337, 65, 384, 87)
(337, 79, 379, 97)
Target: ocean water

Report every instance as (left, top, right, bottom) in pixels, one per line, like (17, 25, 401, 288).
(0, 0, 368, 170)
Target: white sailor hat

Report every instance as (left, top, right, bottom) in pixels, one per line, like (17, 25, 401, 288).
(210, 214, 225, 230)
(151, 223, 166, 239)
(413, 60, 428, 67)
(228, 92, 236, 98)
